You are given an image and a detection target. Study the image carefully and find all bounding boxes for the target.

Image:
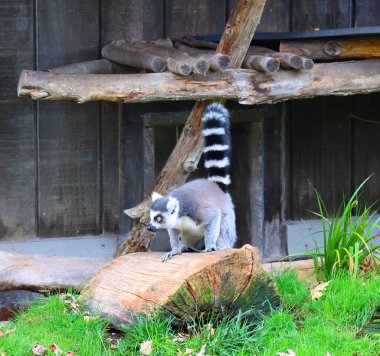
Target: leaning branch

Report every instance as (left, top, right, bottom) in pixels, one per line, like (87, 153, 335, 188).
(18, 60, 380, 105)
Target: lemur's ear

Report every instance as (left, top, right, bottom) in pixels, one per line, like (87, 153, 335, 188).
(151, 191, 162, 202)
(167, 196, 179, 214)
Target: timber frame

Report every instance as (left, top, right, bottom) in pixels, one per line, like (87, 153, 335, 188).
(16, 0, 380, 258)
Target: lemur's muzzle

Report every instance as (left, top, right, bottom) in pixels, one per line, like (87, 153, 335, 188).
(147, 223, 158, 232)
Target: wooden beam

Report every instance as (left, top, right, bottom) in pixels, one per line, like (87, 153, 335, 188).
(280, 36, 380, 61)
(18, 60, 380, 104)
(116, 0, 267, 256)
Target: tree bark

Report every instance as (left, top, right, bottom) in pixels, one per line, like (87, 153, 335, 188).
(280, 36, 380, 61)
(18, 60, 380, 105)
(116, 0, 267, 255)
(0, 251, 109, 292)
(82, 245, 281, 328)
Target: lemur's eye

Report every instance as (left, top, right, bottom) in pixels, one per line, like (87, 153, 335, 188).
(154, 215, 163, 223)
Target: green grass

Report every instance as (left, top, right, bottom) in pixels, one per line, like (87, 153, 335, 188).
(0, 293, 112, 355)
(1, 272, 379, 355)
(293, 177, 380, 281)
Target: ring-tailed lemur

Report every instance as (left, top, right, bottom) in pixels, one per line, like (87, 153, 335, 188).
(147, 103, 237, 261)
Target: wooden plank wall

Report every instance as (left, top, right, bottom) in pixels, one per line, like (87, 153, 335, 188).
(0, 0, 379, 254)
(287, 0, 380, 220)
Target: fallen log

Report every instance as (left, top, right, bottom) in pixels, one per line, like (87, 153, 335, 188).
(18, 60, 380, 105)
(280, 36, 380, 61)
(82, 245, 281, 328)
(0, 251, 109, 292)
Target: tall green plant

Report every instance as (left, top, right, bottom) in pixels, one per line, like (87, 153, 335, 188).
(300, 177, 380, 280)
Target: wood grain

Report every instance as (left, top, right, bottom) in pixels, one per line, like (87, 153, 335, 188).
(83, 245, 280, 327)
(36, 0, 100, 237)
(280, 36, 380, 61)
(0, 251, 109, 292)
(0, 0, 35, 241)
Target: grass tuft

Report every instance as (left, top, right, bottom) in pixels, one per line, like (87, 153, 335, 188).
(293, 177, 380, 280)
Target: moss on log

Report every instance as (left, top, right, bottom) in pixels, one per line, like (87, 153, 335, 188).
(82, 245, 281, 328)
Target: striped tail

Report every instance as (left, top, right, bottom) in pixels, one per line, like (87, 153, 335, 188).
(201, 103, 231, 193)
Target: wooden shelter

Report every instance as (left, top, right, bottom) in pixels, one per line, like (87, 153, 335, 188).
(1, 0, 380, 264)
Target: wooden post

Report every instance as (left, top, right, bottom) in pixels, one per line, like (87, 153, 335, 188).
(116, 0, 267, 256)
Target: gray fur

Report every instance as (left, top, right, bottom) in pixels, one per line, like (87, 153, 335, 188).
(151, 196, 169, 212)
(150, 179, 237, 261)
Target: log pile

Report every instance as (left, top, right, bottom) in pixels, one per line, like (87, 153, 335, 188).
(82, 245, 281, 328)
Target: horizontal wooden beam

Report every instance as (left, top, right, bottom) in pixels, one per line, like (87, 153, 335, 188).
(280, 36, 380, 61)
(18, 59, 380, 105)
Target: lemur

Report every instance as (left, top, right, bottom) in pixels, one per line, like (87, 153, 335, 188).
(147, 103, 237, 261)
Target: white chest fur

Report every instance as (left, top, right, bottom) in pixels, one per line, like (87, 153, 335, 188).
(175, 216, 204, 238)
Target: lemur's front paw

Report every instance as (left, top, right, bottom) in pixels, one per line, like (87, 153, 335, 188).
(202, 244, 217, 253)
(161, 248, 181, 262)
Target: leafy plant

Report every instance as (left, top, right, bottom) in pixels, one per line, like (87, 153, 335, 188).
(301, 176, 380, 280)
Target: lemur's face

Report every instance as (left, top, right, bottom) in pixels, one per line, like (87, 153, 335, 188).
(147, 192, 179, 232)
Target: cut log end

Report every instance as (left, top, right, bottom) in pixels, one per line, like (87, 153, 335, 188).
(82, 245, 281, 329)
(193, 59, 210, 75)
(301, 58, 314, 70)
(167, 58, 192, 76)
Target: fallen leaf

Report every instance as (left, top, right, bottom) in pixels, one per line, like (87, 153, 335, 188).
(60, 293, 79, 312)
(205, 324, 215, 339)
(110, 342, 119, 350)
(5, 327, 16, 336)
(311, 280, 332, 300)
(170, 333, 189, 343)
(183, 349, 194, 355)
(140, 340, 153, 355)
(32, 344, 47, 355)
(196, 344, 207, 356)
(84, 315, 99, 322)
(0, 327, 16, 338)
(50, 343, 63, 355)
(277, 350, 296, 356)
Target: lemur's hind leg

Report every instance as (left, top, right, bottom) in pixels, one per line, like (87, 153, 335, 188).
(161, 229, 187, 262)
(203, 208, 221, 252)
